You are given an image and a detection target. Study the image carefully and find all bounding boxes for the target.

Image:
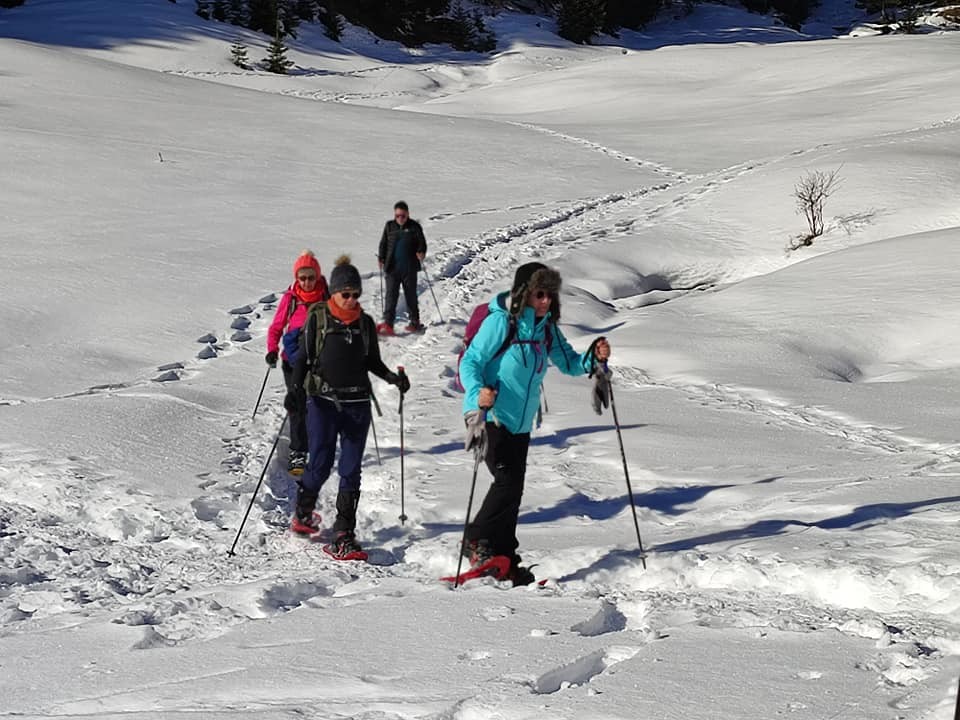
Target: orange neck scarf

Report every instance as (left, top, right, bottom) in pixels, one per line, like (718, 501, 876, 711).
(327, 300, 362, 325)
(293, 281, 325, 305)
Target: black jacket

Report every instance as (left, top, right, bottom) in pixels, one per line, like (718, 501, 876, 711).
(378, 219, 427, 275)
(292, 308, 392, 403)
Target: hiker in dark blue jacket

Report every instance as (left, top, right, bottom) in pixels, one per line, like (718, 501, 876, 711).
(459, 262, 611, 584)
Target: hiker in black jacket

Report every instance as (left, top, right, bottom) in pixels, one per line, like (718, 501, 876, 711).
(286, 256, 409, 558)
(377, 200, 427, 335)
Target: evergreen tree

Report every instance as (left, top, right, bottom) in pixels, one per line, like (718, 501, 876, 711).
(279, 0, 302, 38)
(603, 0, 661, 32)
(230, 38, 250, 68)
(0, 0, 27, 7)
(471, 8, 496, 51)
(557, 0, 605, 44)
(295, 0, 316, 21)
(227, 0, 247, 24)
(248, 0, 276, 34)
(264, 34, 294, 73)
(195, 0, 212, 19)
(898, 0, 920, 31)
(319, 6, 345, 40)
(212, 0, 228, 21)
(449, 1, 474, 49)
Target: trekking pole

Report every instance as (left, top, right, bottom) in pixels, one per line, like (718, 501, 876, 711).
(369, 390, 383, 466)
(379, 262, 385, 316)
(398, 366, 408, 525)
(454, 411, 486, 588)
(541, 384, 549, 414)
(252, 365, 272, 420)
(369, 415, 382, 466)
(954, 673, 959, 720)
(421, 262, 444, 324)
(228, 414, 288, 556)
(603, 362, 647, 569)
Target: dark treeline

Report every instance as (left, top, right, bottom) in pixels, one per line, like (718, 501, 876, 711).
(193, 0, 695, 48)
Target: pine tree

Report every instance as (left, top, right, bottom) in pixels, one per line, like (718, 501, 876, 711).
(603, 0, 662, 32)
(212, 0, 228, 21)
(279, 0, 301, 38)
(195, 0, 212, 19)
(264, 34, 294, 73)
(319, 6, 345, 41)
(0, 0, 27, 7)
(230, 38, 250, 68)
(294, 0, 316, 21)
(471, 8, 496, 51)
(227, 0, 247, 24)
(248, 0, 276, 35)
(557, 0, 605, 44)
(449, 1, 474, 49)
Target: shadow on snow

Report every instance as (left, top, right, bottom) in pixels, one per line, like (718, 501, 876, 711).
(558, 493, 960, 582)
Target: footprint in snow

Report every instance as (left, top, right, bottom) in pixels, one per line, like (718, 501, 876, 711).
(197, 345, 218, 360)
(533, 645, 641, 694)
(481, 605, 515, 622)
(571, 600, 628, 637)
(260, 580, 334, 614)
(196, 333, 217, 344)
(230, 316, 251, 331)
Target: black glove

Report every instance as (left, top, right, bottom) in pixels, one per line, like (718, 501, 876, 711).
(265, 351, 278, 368)
(592, 366, 612, 415)
(385, 371, 411, 395)
(284, 389, 303, 413)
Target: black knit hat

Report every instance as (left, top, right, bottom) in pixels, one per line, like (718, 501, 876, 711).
(329, 254, 362, 295)
(509, 262, 562, 320)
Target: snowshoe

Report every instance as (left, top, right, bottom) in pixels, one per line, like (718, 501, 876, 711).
(507, 564, 536, 587)
(441, 555, 512, 585)
(404, 322, 425, 334)
(462, 539, 495, 567)
(291, 511, 322, 536)
(376, 322, 395, 337)
(323, 531, 368, 561)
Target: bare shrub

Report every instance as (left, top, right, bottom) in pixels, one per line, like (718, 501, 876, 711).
(793, 166, 843, 246)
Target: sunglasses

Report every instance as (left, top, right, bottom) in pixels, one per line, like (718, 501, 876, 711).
(339, 291, 361, 300)
(297, 274, 316, 282)
(533, 290, 554, 300)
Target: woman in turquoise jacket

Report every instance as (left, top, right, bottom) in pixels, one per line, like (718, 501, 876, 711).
(459, 262, 611, 584)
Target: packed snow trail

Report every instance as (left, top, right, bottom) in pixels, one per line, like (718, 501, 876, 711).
(3, 9, 960, 717)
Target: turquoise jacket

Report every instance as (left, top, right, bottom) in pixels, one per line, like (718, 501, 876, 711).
(461, 293, 595, 435)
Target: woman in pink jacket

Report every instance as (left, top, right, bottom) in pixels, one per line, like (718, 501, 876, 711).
(266, 250, 330, 474)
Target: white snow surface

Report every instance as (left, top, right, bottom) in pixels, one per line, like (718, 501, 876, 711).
(1, 2, 959, 719)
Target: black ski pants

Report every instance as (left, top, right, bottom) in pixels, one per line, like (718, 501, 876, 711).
(383, 270, 419, 327)
(466, 422, 531, 562)
(282, 361, 308, 454)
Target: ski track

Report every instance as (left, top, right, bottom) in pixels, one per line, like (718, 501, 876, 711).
(5, 122, 960, 715)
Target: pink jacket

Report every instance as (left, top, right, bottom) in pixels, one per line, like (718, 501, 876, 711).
(267, 289, 313, 359)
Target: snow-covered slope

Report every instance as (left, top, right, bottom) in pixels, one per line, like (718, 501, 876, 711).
(1, 2, 959, 719)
